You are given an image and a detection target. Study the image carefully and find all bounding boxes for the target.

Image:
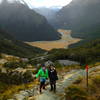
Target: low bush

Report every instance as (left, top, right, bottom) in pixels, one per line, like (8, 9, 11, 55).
(92, 75, 100, 87)
(73, 76, 83, 84)
(4, 61, 27, 69)
(65, 85, 88, 100)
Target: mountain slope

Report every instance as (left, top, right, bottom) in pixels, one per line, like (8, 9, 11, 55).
(48, 39, 100, 64)
(34, 7, 59, 23)
(53, 0, 100, 40)
(0, 28, 45, 58)
(0, 0, 60, 42)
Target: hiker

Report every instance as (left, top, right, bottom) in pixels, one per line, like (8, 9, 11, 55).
(48, 65, 58, 93)
(35, 64, 48, 93)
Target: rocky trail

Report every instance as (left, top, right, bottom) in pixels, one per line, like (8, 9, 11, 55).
(9, 66, 100, 100)
(33, 70, 84, 100)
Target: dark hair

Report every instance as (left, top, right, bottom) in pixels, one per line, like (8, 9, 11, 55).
(41, 63, 45, 67)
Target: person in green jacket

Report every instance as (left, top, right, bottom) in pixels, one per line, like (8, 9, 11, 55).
(36, 64, 48, 93)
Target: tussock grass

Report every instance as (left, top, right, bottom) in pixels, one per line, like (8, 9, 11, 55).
(64, 66, 100, 100)
(65, 85, 88, 100)
(0, 81, 38, 100)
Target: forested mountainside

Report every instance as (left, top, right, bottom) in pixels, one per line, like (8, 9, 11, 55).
(52, 0, 100, 44)
(0, 0, 60, 41)
(0, 28, 45, 58)
(48, 39, 100, 65)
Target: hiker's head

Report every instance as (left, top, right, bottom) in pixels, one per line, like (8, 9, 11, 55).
(50, 65, 55, 70)
(41, 64, 46, 70)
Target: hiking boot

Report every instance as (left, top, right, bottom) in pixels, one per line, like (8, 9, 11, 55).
(43, 86, 47, 90)
(39, 89, 42, 94)
(54, 89, 56, 93)
(49, 88, 53, 92)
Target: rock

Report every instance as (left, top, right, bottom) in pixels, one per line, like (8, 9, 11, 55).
(1, 68, 7, 73)
(0, 59, 7, 64)
(58, 60, 80, 66)
(21, 58, 29, 62)
(20, 91, 29, 97)
(45, 61, 54, 67)
(12, 88, 35, 100)
(14, 94, 25, 100)
(25, 89, 34, 97)
(28, 97, 35, 100)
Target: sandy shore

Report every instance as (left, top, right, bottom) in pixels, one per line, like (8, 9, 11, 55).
(26, 29, 81, 50)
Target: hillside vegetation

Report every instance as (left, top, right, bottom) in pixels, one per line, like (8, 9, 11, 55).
(0, 53, 37, 100)
(52, 0, 100, 46)
(0, 0, 60, 41)
(64, 67, 100, 100)
(0, 28, 45, 58)
(48, 39, 100, 65)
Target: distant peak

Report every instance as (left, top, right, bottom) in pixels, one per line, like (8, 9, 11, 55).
(1, 0, 8, 4)
(0, 0, 29, 7)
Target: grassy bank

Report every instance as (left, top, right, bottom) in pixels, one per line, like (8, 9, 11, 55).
(0, 81, 39, 100)
(64, 66, 100, 100)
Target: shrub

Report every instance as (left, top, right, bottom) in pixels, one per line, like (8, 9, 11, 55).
(54, 61, 63, 68)
(73, 76, 83, 84)
(4, 61, 27, 69)
(0, 82, 8, 93)
(92, 75, 100, 87)
(0, 53, 2, 58)
(22, 71, 33, 83)
(65, 85, 88, 100)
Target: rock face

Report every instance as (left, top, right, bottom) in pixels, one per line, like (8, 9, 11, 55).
(0, 0, 60, 42)
(34, 7, 59, 24)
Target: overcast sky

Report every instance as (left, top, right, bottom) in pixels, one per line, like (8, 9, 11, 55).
(1, 0, 72, 8)
(27, 0, 72, 8)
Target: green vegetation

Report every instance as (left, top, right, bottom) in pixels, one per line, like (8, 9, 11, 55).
(53, 0, 100, 46)
(0, 28, 45, 58)
(48, 39, 100, 65)
(91, 75, 100, 88)
(0, 70, 34, 85)
(0, 0, 60, 41)
(70, 32, 100, 48)
(0, 81, 36, 100)
(4, 61, 27, 69)
(0, 57, 36, 99)
(64, 70, 100, 100)
(65, 85, 88, 100)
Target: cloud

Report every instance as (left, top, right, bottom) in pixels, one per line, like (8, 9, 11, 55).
(0, 0, 72, 8)
(29, 0, 72, 8)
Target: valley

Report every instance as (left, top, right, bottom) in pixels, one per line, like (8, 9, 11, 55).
(26, 29, 81, 50)
(0, 0, 100, 100)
